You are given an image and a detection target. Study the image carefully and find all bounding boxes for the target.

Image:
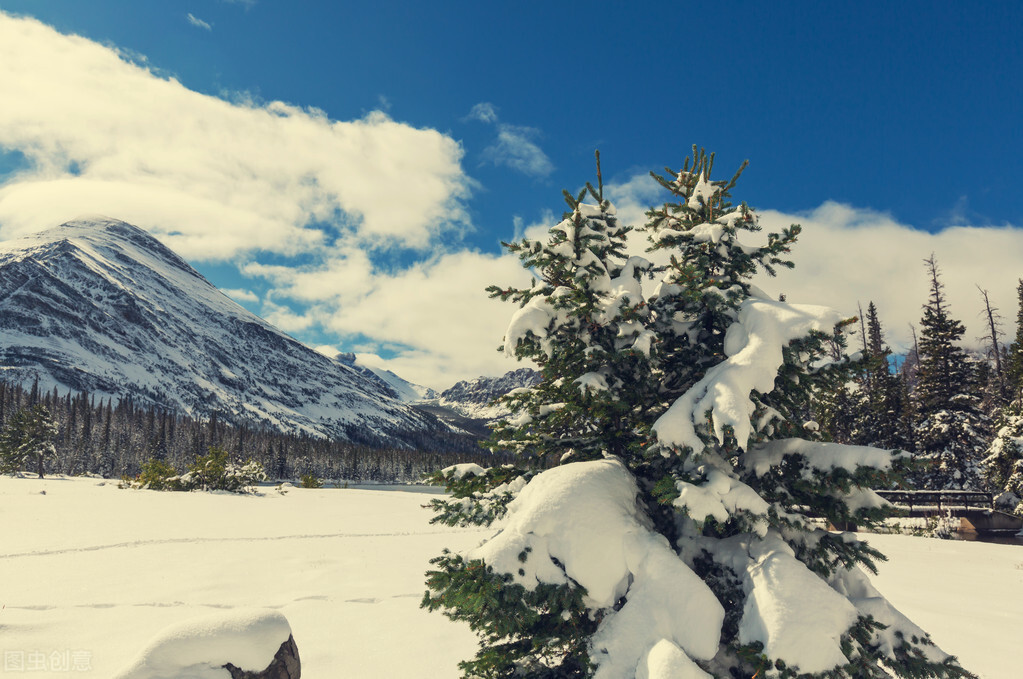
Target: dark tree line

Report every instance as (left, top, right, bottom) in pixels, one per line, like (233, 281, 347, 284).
(0, 379, 502, 483)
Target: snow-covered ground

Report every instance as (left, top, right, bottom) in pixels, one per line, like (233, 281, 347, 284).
(0, 476, 1017, 678)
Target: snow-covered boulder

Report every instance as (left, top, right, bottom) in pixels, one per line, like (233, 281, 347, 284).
(113, 609, 298, 679)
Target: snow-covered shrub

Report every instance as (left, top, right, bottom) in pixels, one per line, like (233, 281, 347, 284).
(424, 149, 974, 678)
(187, 446, 266, 492)
(122, 447, 266, 493)
(135, 458, 184, 491)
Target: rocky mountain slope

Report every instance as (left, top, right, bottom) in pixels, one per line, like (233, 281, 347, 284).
(0, 217, 448, 446)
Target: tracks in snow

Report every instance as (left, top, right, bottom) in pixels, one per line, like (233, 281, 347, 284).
(0, 528, 489, 560)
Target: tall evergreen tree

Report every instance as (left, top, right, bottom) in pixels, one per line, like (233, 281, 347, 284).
(982, 279, 1023, 508)
(856, 302, 911, 451)
(1006, 279, 1023, 402)
(0, 404, 58, 478)
(484, 152, 655, 467)
(424, 149, 970, 679)
(911, 256, 988, 489)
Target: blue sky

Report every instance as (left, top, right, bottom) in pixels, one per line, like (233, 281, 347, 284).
(1, 1, 1022, 388)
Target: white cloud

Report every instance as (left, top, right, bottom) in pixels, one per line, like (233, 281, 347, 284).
(250, 175, 1023, 389)
(467, 102, 553, 178)
(483, 125, 554, 178)
(466, 102, 498, 124)
(244, 246, 375, 304)
(244, 247, 534, 389)
(0, 12, 471, 259)
(186, 13, 212, 31)
(221, 287, 259, 304)
(755, 202, 1023, 355)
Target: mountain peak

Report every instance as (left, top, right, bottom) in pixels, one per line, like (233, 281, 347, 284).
(0, 218, 445, 446)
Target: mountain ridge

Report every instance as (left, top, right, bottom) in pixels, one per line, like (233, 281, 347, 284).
(0, 217, 449, 447)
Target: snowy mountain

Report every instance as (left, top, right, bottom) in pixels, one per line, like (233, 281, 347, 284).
(0, 217, 447, 446)
(431, 368, 541, 421)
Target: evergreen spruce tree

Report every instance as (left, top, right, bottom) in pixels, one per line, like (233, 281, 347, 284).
(424, 148, 971, 679)
(855, 302, 912, 451)
(981, 411, 1023, 514)
(1006, 279, 1023, 402)
(0, 404, 58, 478)
(911, 256, 988, 490)
(982, 279, 1023, 510)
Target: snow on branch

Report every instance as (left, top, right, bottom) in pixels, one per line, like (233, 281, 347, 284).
(653, 295, 846, 453)
(743, 439, 903, 477)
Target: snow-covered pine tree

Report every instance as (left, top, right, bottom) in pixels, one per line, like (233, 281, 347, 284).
(855, 302, 912, 451)
(911, 256, 988, 490)
(982, 279, 1023, 513)
(1006, 279, 1023, 402)
(981, 412, 1023, 515)
(424, 154, 659, 676)
(424, 149, 973, 679)
(484, 154, 656, 467)
(0, 403, 58, 478)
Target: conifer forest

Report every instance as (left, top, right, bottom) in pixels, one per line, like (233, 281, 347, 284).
(0, 379, 494, 483)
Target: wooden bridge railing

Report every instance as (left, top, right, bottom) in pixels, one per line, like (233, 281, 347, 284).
(873, 490, 993, 511)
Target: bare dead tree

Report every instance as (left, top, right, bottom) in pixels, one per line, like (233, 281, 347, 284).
(977, 285, 1006, 403)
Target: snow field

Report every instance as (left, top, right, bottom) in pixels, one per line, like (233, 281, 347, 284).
(0, 476, 1018, 678)
(0, 477, 483, 677)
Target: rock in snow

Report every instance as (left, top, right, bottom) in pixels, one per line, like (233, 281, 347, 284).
(0, 217, 444, 446)
(113, 609, 298, 679)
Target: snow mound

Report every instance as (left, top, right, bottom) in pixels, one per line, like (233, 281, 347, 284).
(637, 639, 712, 679)
(112, 609, 292, 679)
(467, 459, 723, 678)
(738, 534, 858, 673)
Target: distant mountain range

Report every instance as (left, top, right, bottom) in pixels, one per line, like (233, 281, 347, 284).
(0, 217, 539, 448)
(433, 368, 541, 420)
(326, 351, 540, 436)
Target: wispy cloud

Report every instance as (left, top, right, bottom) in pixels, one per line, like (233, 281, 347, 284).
(0, 11, 471, 259)
(221, 288, 259, 304)
(243, 246, 531, 388)
(466, 102, 498, 124)
(220, 0, 256, 7)
(467, 101, 553, 178)
(483, 125, 554, 178)
(186, 13, 212, 31)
